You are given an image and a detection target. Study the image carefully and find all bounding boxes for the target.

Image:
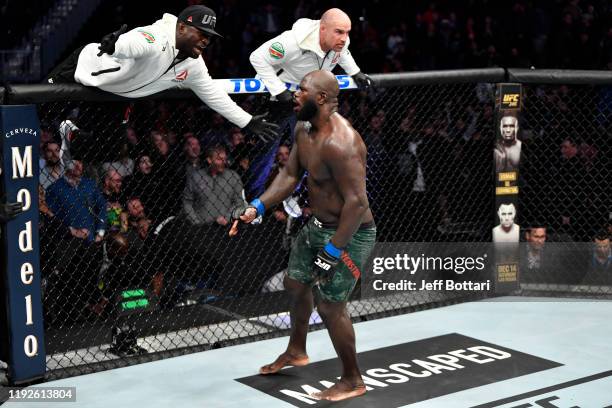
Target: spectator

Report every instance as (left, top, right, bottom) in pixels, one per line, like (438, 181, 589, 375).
(46, 159, 107, 243)
(183, 145, 244, 227)
(149, 130, 184, 217)
(520, 225, 551, 283)
(40, 141, 64, 190)
(200, 113, 229, 148)
(162, 144, 247, 298)
(581, 231, 612, 285)
(102, 169, 127, 233)
(150, 130, 169, 160)
(166, 129, 179, 152)
(38, 124, 54, 168)
(123, 155, 160, 222)
(102, 144, 135, 178)
(126, 197, 148, 227)
(125, 126, 146, 159)
(226, 127, 246, 164)
(252, 3, 282, 36)
(45, 159, 106, 320)
(265, 145, 289, 186)
(183, 135, 203, 177)
(124, 197, 151, 253)
(230, 142, 253, 184)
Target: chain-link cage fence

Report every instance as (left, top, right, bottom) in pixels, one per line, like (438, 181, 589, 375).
(517, 82, 611, 297)
(3, 71, 611, 380)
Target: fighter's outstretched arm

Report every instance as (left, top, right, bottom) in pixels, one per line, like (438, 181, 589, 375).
(259, 137, 304, 210)
(229, 125, 305, 236)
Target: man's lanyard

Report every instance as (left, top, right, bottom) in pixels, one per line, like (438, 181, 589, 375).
(317, 50, 331, 70)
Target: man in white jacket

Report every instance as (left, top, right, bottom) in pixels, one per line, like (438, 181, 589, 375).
(245, 8, 374, 197)
(47, 5, 278, 142)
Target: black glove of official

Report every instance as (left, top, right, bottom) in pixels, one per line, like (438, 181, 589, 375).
(0, 201, 23, 222)
(352, 72, 375, 91)
(269, 90, 294, 117)
(97, 24, 128, 57)
(313, 247, 341, 284)
(276, 89, 294, 104)
(243, 113, 280, 143)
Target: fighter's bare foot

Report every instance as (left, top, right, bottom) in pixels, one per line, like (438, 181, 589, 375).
(259, 351, 309, 374)
(310, 379, 366, 401)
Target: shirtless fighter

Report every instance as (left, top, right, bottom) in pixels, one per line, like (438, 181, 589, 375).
(230, 70, 376, 401)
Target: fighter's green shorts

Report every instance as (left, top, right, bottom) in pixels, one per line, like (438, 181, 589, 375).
(287, 217, 376, 303)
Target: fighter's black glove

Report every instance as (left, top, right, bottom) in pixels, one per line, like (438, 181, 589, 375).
(97, 24, 128, 57)
(313, 242, 343, 284)
(229, 199, 264, 236)
(269, 90, 294, 118)
(243, 113, 280, 143)
(231, 198, 264, 222)
(0, 200, 23, 222)
(352, 72, 375, 91)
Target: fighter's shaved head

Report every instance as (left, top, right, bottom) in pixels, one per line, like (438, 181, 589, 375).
(303, 70, 339, 98)
(321, 8, 351, 26)
(296, 70, 340, 121)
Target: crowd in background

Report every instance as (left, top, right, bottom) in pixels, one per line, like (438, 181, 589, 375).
(35, 77, 611, 323)
(11, 0, 608, 322)
(37, 106, 298, 321)
(6, 0, 611, 75)
(3, 0, 611, 76)
(194, 0, 612, 76)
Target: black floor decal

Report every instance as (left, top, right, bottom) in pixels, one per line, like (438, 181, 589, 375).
(237, 333, 562, 407)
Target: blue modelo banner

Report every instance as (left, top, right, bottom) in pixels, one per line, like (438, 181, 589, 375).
(1, 105, 45, 383)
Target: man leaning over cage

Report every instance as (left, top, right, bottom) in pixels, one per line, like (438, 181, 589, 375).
(246, 7, 375, 198)
(46, 5, 278, 145)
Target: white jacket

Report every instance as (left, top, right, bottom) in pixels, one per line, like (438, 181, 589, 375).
(249, 18, 361, 97)
(74, 14, 251, 128)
